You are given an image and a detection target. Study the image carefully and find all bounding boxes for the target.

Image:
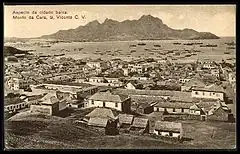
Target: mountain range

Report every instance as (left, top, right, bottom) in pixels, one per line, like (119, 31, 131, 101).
(40, 15, 219, 41)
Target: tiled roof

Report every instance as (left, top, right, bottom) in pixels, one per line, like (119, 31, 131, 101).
(88, 117, 108, 127)
(189, 104, 201, 110)
(131, 117, 148, 128)
(89, 76, 104, 79)
(113, 88, 191, 97)
(192, 84, 224, 93)
(154, 101, 193, 109)
(27, 94, 46, 101)
(170, 95, 193, 103)
(154, 121, 182, 132)
(40, 91, 59, 104)
(131, 95, 165, 102)
(207, 84, 224, 93)
(208, 101, 231, 115)
(85, 108, 115, 119)
(184, 78, 205, 87)
(88, 91, 129, 103)
(118, 114, 134, 125)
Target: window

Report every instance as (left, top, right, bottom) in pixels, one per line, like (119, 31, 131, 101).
(169, 132, 173, 136)
(91, 100, 94, 105)
(195, 91, 198, 95)
(157, 108, 159, 112)
(103, 102, 105, 107)
(202, 92, 205, 96)
(115, 103, 118, 107)
(213, 93, 215, 95)
(182, 108, 184, 112)
(173, 108, 176, 112)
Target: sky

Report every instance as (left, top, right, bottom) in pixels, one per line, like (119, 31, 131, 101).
(4, 5, 236, 38)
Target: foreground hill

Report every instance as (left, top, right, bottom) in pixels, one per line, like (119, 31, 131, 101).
(5, 110, 235, 149)
(41, 15, 219, 41)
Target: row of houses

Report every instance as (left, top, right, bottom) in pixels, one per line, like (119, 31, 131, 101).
(152, 100, 233, 122)
(4, 94, 45, 113)
(82, 89, 233, 122)
(81, 108, 183, 140)
(5, 78, 232, 123)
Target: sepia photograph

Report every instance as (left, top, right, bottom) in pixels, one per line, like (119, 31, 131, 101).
(3, 4, 236, 149)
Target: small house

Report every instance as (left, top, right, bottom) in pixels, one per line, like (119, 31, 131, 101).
(202, 63, 217, 69)
(89, 77, 105, 83)
(129, 117, 149, 135)
(151, 121, 183, 140)
(189, 103, 207, 120)
(87, 91, 131, 113)
(118, 114, 134, 133)
(105, 77, 119, 83)
(179, 78, 191, 84)
(86, 108, 119, 135)
(30, 92, 66, 116)
(189, 103, 202, 115)
(4, 97, 29, 113)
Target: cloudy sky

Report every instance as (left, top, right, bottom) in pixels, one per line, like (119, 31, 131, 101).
(4, 5, 236, 38)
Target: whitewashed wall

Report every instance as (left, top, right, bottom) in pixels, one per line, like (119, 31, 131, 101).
(192, 90, 224, 100)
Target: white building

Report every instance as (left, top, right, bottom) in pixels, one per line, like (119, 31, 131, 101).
(191, 84, 224, 101)
(86, 61, 101, 68)
(87, 91, 131, 112)
(189, 104, 202, 115)
(151, 121, 183, 139)
(105, 78, 119, 83)
(179, 78, 191, 84)
(202, 63, 217, 69)
(153, 101, 192, 114)
(89, 77, 104, 83)
(131, 76, 149, 81)
(30, 92, 65, 116)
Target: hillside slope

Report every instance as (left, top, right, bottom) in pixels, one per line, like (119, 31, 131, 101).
(41, 15, 219, 41)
